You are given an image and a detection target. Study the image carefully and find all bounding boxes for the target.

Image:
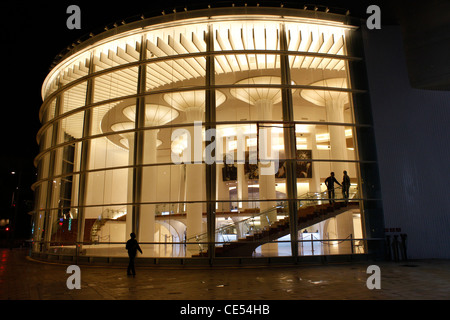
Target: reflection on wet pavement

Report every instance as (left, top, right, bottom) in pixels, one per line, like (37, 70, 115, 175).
(1, 249, 449, 301)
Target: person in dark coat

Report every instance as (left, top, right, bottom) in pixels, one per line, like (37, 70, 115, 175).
(324, 172, 342, 204)
(126, 233, 143, 276)
(342, 170, 351, 201)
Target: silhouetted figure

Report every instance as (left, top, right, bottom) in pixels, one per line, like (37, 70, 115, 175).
(342, 170, 351, 201)
(126, 233, 142, 276)
(325, 172, 342, 204)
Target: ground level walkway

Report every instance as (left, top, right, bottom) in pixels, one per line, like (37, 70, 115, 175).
(0, 248, 448, 317)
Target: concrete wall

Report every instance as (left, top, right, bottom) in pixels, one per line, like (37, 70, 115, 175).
(362, 25, 450, 259)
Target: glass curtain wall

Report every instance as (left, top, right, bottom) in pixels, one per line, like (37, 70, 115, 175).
(33, 13, 365, 260)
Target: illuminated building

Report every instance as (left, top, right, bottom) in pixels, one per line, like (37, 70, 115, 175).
(31, 6, 385, 264)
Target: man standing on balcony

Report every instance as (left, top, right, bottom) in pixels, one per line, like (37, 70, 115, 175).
(342, 170, 351, 202)
(325, 172, 342, 204)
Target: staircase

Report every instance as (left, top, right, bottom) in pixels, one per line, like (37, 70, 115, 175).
(90, 208, 127, 243)
(191, 189, 359, 258)
(214, 201, 359, 257)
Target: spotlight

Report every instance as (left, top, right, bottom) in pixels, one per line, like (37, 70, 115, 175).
(325, 7, 329, 13)
(346, 10, 350, 15)
(140, 14, 145, 19)
(162, 10, 165, 15)
(173, 8, 176, 13)
(184, 7, 187, 11)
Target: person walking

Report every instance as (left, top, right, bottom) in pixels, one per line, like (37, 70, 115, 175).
(342, 170, 351, 202)
(126, 233, 143, 276)
(324, 172, 342, 204)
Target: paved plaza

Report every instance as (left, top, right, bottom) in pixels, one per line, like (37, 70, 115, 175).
(0, 248, 448, 316)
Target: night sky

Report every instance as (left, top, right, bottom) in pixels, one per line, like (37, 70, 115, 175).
(0, 0, 405, 239)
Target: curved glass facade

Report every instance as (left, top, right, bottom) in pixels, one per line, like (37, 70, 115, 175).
(32, 8, 375, 263)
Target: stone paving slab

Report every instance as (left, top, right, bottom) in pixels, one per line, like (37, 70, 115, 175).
(1, 248, 449, 316)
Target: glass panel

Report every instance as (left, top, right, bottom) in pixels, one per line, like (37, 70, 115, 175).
(42, 99, 57, 123)
(84, 168, 129, 208)
(43, 51, 91, 99)
(293, 156, 362, 257)
(60, 81, 88, 115)
(214, 54, 281, 81)
(99, 100, 135, 153)
(145, 23, 208, 55)
(38, 123, 53, 153)
(88, 204, 127, 245)
(47, 172, 80, 247)
(144, 22, 208, 90)
(127, 98, 180, 165)
(88, 136, 129, 170)
(37, 153, 51, 182)
(33, 182, 47, 246)
(211, 121, 288, 257)
(58, 109, 85, 141)
(297, 208, 365, 256)
(292, 73, 353, 124)
(146, 56, 206, 90)
(294, 123, 357, 176)
(213, 20, 280, 52)
(284, 22, 347, 55)
(92, 67, 138, 104)
(92, 35, 141, 71)
(58, 85, 87, 141)
(161, 89, 210, 124)
(213, 199, 290, 257)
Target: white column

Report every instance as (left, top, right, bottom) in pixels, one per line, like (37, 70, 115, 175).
(325, 98, 347, 176)
(237, 163, 248, 209)
(124, 134, 134, 239)
(255, 99, 277, 226)
(308, 126, 321, 194)
(185, 108, 204, 246)
(300, 78, 349, 180)
(119, 104, 179, 243)
(139, 129, 158, 242)
(336, 210, 354, 253)
(216, 164, 230, 212)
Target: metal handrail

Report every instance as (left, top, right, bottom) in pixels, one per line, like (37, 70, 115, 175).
(186, 185, 359, 253)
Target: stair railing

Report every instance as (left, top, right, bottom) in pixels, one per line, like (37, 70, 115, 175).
(90, 208, 126, 243)
(187, 185, 359, 253)
(186, 205, 286, 253)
